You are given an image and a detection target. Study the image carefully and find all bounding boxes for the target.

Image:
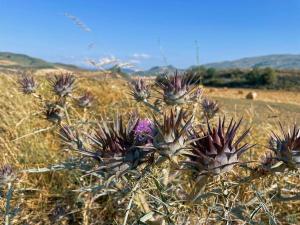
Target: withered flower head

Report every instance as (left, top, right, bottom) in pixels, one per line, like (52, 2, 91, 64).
(60, 125, 84, 151)
(50, 73, 76, 97)
(201, 98, 219, 120)
(185, 117, 252, 175)
(258, 152, 278, 173)
(45, 103, 64, 123)
(18, 73, 37, 94)
(156, 72, 202, 105)
(77, 92, 94, 108)
(0, 165, 15, 184)
(88, 113, 154, 175)
(269, 123, 300, 168)
(153, 109, 193, 159)
(130, 78, 150, 102)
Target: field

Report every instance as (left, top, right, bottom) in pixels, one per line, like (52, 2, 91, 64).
(0, 71, 300, 224)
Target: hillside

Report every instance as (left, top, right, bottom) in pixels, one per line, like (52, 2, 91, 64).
(202, 54, 300, 69)
(0, 52, 81, 70)
(134, 65, 184, 76)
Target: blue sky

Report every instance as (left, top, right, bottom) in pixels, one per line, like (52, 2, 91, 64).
(1, 0, 300, 69)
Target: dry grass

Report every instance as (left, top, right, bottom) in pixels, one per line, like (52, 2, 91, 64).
(0, 71, 300, 224)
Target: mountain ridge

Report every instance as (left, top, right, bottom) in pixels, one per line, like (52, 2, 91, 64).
(2, 52, 300, 75)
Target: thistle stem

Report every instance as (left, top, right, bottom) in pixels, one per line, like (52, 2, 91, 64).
(5, 182, 13, 225)
(12, 125, 55, 142)
(188, 175, 209, 203)
(142, 100, 162, 114)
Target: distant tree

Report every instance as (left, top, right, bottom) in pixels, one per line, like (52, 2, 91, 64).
(261, 67, 277, 85)
(206, 68, 217, 79)
(246, 68, 261, 85)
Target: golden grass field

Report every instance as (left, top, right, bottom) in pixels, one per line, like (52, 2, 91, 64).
(0, 71, 300, 224)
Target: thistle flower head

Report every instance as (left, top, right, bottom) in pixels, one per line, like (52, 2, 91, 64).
(134, 119, 154, 143)
(77, 92, 94, 108)
(185, 117, 252, 175)
(153, 109, 193, 158)
(130, 78, 150, 102)
(156, 72, 202, 105)
(269, 123, 300, 168)
(18, 73, 37, 94)
(89, 113, 153, 175)
(201, 98, 219, 120)
(45, 103, 64, 123)
(0, 165, 15, 184)
(50, 73, 76, 97)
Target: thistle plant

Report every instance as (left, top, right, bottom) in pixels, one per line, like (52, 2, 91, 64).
(45, 102, 64, 124)
(77, 91, 94, 108)
(269, 123, 300, 168)
(153, 109, 193, 159)
(155, 72, 202, 105)
(90, 114, 155, 176)
(0, 165, 15, 185)
(59, 113, 155, 177)
(18, 73, 37, 95)
(15, 70, 300, 224)
(130, 79, 150, 102)
(184, 117, 252, 175)
(201, 98, 219, 120)
(49, 73, 76, 97)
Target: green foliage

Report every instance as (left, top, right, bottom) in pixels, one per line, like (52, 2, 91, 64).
(186, 66, 283, 89)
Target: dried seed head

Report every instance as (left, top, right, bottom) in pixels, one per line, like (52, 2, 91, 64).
(185, 117, 252, 176)
(201, 98, 219, 119)
(269, 123, 300, 168)
(130, 79, 150, 102)
(0, 165, 15, 184)
(49, 204, 67, 223)
(89, 113, 154, 175)
(18, 73, 37, 94)
(77, 92, 94, 108)
(258, 152, 278, 173)
(45, 103, 64, 123)
(50, 73, 76, 97)
(59, 125, 83, 151)
(156, 72, 202, 105)
(153, 109, 193, 159)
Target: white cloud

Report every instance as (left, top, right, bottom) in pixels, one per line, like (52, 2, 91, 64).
(132, 53, 151, 59)
(85, 56, 138, 70)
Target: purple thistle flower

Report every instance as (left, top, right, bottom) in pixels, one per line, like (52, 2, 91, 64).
(134, 119, 154, 143)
